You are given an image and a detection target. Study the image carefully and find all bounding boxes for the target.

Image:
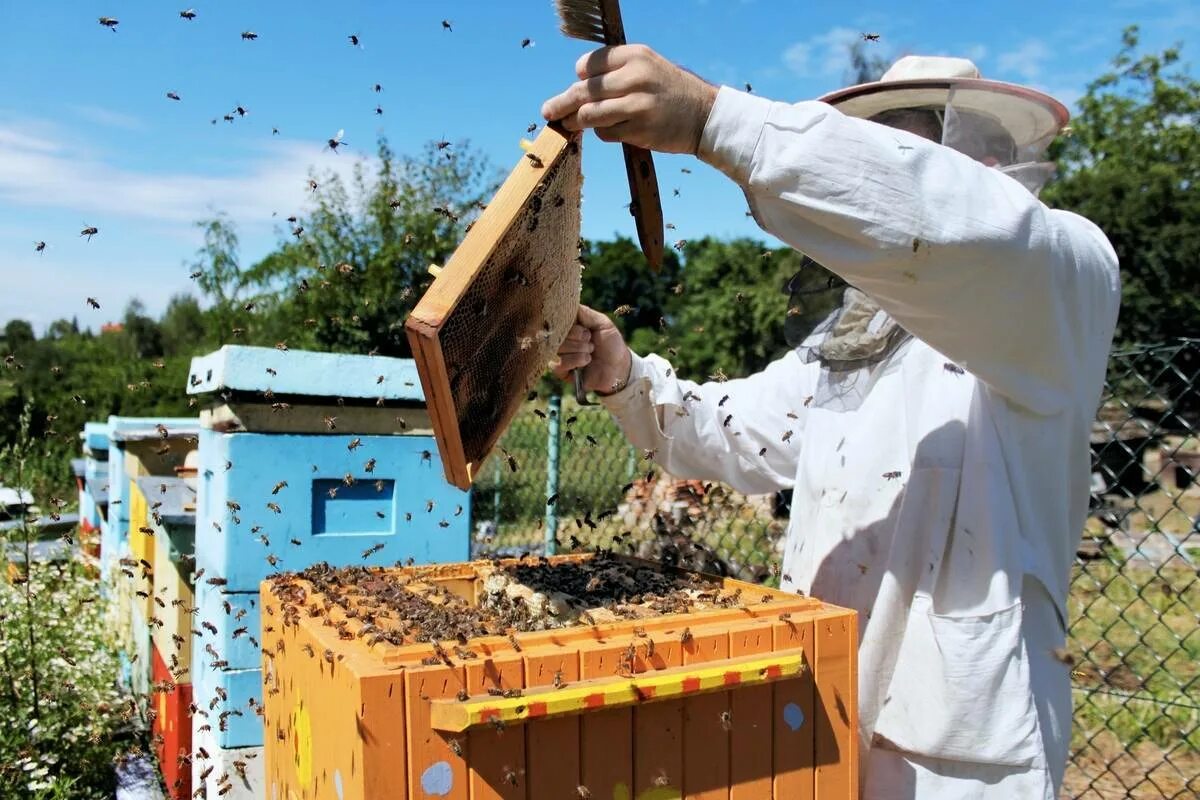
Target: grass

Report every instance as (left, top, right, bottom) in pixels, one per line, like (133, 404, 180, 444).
(1064, 558, 1199, 797)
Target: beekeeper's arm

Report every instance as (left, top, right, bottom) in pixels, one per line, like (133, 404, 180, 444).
(544, 46, 1120, 415)
(556, 307, 813, 495)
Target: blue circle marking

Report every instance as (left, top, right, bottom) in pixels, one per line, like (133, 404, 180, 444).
(783, 702, 805, 732)
(421, 761, 454, 796)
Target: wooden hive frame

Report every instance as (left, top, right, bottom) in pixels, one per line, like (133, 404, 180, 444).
(261, 554, 858, 799)
(405, 126, 584, 490)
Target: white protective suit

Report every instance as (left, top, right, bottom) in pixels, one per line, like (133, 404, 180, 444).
(598, 87, 1120, 798)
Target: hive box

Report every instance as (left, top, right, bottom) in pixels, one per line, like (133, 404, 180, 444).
(152, 644, 194, 800)
(190, 712, 267, 800)
(103, 417, 198, 582)
(80, 421, 111, 554)
(261, 555, 859, 800)
(145, 477, 197, 684)
(187, 346, 472, 750)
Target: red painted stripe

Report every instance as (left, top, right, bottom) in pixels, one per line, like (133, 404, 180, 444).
(635, 685, 656, 701)
(723, 671, 742, 687)
(765, 664, 782, 679)
(681, 676, 701, 693)
(480, 708, 500, 723)
(584, 693, 606, 709)
(527, 701, 548, 718)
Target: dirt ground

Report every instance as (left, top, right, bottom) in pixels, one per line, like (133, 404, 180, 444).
(1063, 732, 1200, 798)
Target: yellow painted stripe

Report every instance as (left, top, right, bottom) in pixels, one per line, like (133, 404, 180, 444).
(430, 648, 806, 733)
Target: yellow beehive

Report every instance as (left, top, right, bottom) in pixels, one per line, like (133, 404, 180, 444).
(262, 554, 858, 800)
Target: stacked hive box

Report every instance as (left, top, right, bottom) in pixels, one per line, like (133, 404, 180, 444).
(106, 417, 199, 696)
(140, 475, 197, 800)
(262, 555, 858, 800)
(80, 422, 111, 563)
(185, 345, 471, 798)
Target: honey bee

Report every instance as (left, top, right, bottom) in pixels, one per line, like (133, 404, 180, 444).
(98, 17, 119, 31)
(613, 304, 634, 316)
(943, 362, 965, 375)
(441, 20, 453, 31)
(722, 414, 733, 428)
(525, 152, 544, 168)
(507, 633, 522, 652)
(347, 437, 362, 451)
(266, 502, 282, 514)
(577, 787, 592, 799)
(271, 481, 288, 495)
(882, 471, 902, 480)
(720, 710, 733, 731)
(680, 627, 693, 644)
(448, 737, 464, 756)
(361, 543, 385, 558)
(502, 767, 519, 786)
(241, 31, 258, 41)
(862, 32, 881, 42)
(1051, 647, 1076, 667)
(166, 91, 181, 101)
(180, 9, 197, 20)
(521, 37, 533, 48)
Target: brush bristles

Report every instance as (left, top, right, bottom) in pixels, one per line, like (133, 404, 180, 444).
(554, 0, 609, 43)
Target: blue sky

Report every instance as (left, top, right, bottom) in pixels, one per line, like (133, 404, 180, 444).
(1, 0, 1196, 333)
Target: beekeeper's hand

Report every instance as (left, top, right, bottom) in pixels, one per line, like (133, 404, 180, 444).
(542, 44, 718, 155)
(553, 305, 633, 395)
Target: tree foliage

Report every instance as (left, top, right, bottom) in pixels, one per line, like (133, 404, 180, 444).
(1044, 27, 1200, 344)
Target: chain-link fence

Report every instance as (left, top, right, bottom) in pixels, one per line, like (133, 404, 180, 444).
(474, 339, 1200, 798)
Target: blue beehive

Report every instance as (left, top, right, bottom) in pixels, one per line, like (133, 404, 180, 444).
(186, 345, 471, 747)
(81, 422, 111, 570)
(105, 417, 200, 693)
(103, 417, 199, 581)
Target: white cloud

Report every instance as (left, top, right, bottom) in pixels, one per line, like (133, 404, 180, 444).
(783, 27, 861, 78)
(963, 44, 988, 65)
(69, 105, 145, 131)
(0, 118, 362, 227)
(996, 39, 1051, 82)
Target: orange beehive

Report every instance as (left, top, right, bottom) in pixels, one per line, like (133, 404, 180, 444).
(151, 645, 193, 800)
(261, 554, 857, 800)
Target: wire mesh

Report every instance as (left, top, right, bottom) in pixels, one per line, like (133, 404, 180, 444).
(472, 339, 1200, 797)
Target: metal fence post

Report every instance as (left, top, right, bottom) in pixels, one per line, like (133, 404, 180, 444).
(544, 394, 561, 555)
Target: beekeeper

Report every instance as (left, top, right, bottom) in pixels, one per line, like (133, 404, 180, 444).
(544, 49, 1120, 798)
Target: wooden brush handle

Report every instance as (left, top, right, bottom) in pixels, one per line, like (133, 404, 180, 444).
(622, 143, 664, 270)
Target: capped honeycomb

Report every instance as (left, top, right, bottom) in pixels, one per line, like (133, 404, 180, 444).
(407, 126, 583, 489)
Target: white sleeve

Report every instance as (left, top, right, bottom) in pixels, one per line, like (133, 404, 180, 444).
(698, 87, 1121, 415)
(598, 349, 817, 495)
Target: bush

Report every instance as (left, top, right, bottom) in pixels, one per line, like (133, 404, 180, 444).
(1, 407, 131, 799)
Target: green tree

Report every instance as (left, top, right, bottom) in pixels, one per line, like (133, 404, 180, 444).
(159, 294, 207, 358)
(844, 39, 889, 86)
(1043, 27, 1200, 344)
(188, 213, 246, 343)
(2, 320, 35, 354)
(579, 236, 682, 338)
(237, 137, 497, 356)
(654, 238, 840, 381)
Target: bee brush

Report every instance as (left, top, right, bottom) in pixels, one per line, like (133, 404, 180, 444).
(553, 0, 665, 272)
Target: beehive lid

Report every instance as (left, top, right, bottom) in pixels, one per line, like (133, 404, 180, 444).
(81, 421, 110, 452)
(186, 345, 424, 402)
(107, 416, 200, 442)
(133, 476, 196, 526)
(405, 125, 584, 489)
